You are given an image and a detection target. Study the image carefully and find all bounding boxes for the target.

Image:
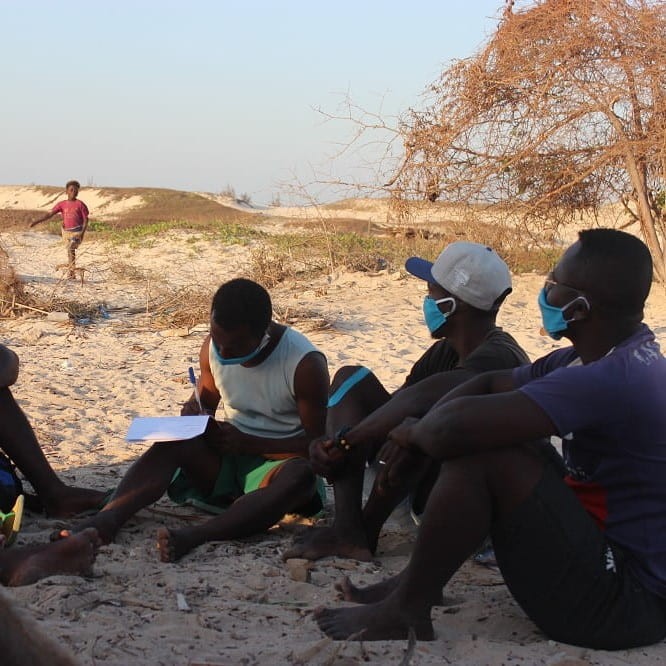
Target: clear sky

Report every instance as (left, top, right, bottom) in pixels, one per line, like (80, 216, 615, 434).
(1, 1, 505, 204)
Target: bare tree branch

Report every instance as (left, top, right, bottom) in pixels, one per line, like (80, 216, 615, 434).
(388, 0, 666, 280)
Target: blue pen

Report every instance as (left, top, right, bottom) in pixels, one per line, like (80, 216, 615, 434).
(188, 366, 204, 414)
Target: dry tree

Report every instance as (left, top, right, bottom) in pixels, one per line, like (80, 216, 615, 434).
(389, 0, 666, 280)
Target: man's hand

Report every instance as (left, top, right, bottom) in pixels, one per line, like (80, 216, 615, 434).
(309, 436, 347, 478)
(385, 417, 420, 452)
(375, 417, 422, 493)
(180, 399, 201, 416)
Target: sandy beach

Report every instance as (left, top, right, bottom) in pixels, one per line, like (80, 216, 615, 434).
(1, 225, 665, 666)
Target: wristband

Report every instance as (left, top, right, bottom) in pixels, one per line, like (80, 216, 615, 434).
(333, 425, 353, 452)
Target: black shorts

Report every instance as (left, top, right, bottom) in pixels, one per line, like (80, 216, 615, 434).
(491, 462, 666, 650)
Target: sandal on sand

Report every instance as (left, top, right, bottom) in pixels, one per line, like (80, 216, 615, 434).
(0, 494, 24, 547)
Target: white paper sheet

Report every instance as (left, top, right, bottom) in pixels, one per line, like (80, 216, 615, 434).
(126, 416, 211, 442)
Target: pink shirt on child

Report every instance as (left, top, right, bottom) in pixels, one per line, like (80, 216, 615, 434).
(52, 200, 89, 231)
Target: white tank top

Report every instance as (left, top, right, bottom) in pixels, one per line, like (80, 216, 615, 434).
(208, 327, 321, 439)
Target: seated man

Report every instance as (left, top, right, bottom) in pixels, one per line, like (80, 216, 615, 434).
(287, 242, 529, 561)
(61, 278, 330, 562)
(0, 344, 107, 517)
(315, 229, 666, 651)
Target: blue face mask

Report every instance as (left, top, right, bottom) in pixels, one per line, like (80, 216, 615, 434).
(537, 288, 589, 340)
(213, 332, 270, 365)
(423, 296, 457, 335)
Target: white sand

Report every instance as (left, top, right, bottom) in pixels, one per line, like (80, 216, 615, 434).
(0, 229, 665, 665)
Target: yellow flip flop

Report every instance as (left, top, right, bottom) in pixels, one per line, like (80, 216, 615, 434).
(0, 494, 24, 547)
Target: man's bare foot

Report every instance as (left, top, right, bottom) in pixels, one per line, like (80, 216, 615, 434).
(335, 574, 400, 604)
(314, 599, 434, 641)
(43, 486, 109, 518)
(156, 527, 195, 562)
(284, 526, 373, 561)
(335, 573, 447, 606)
(50, 511, 118, 545)
(1, 528, 101, 586)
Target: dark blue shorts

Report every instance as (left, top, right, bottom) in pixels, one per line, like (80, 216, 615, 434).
(492, 462, 666, 650)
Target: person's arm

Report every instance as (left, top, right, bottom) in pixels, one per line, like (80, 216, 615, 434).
(0, 345, 19, 388)
(390, 377, 556, 461)
(29, 210, 57, 228)
(346, 368, 478, 448)
(430, 368, 518, 408)
(80, 202, 89, 237)
(374, 368, 521, 488)
(208, 351, 330, 458)
(181, 335, 220, 415)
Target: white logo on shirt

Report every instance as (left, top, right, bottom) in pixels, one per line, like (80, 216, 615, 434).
(633, 342, 660, 366)
(605, 546, 617, 573)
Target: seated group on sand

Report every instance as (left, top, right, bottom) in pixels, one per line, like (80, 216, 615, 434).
(1, 229, 665, 651)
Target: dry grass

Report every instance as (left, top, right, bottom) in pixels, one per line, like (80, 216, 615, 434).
(1, 189, 562, 329)
(248, 216, 557, 290)
(143, 286, 211, 329)
(0, 241, 33, 316)
(272, 302, 334, 333)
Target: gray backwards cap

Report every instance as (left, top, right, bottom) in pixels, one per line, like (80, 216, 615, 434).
(405, 241, 512, 311)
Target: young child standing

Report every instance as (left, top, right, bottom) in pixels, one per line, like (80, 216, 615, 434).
(29, 180, 89, 279)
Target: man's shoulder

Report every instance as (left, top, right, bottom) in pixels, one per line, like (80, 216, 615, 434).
(422, 338, 456, 361)
(483, 327, 524, 348)
(406, 339, 458, 384)
(273, 327, 323, 368)
(281, 326, 318, 351)
(466, 327, 530, 367)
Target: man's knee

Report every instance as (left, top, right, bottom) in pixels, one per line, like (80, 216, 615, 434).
(278, 458, 317, 496)
(330, 365, 371, 392)
(328, 366, 388, 414)
(0, 387, 23, 418)
(147, 437, 205, 462)
(437, 446, 544, 493)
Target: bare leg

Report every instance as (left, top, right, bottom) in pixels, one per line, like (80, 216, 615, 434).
(361, 452, 431, 552)
(0, 528, 100, 587)
(285, 367, 390, 561)
(59, 437, 221, 544)
(67, 238, 78, 279)
(0, 388, 106, 517)
(0, 584, 80, 664)
(157, 458, 317, 561)
(315, 445, 544, 640)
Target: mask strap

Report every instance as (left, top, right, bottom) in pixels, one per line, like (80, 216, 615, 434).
(434, 296, 457, 316)
(563, 295, 590, 322)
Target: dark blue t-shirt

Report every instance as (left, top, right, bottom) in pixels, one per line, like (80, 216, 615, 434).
(512, 324, 666, 598)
